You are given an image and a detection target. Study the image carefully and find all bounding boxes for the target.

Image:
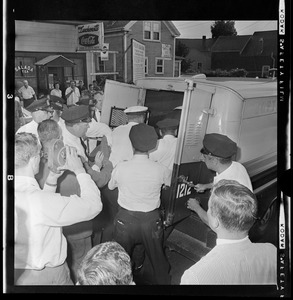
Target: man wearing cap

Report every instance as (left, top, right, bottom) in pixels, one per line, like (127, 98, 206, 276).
(98, 105, 148, 243)
(48, 95, 66, 123)
(18, 79, 38, 108)
(65, 80, 80, 106)
(58, 104, 113, 282)
(187, 133, 252, 227)
(108, 123, 172, 285)
(109, 105, 148, 168)
(149, 118, 179, 172)
(16, 98, 54, 141)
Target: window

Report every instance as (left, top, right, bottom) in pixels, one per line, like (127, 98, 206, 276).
(155, 58, 164, 74)
(145, 57, 148, 75)
(93, 53, 105, 72)
(143, 21, 161, 41)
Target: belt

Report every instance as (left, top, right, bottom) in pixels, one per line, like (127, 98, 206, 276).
(119, 205, 158, 215)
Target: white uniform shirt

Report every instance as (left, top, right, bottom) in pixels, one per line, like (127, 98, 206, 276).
(108, 122, 137, 168)
(149, 134, 177, 170)
(65, 87, 80, 106)
(15, 174, 102, 270)
(59, 121, 88, 160)
(108, 155, 171, 212)
(180, 238, 277, 285)
(16, 120, 39, 141)
(214, 161, 253, 191)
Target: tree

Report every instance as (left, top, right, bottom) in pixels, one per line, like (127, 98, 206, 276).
(175, 40, 193, 73)
(211, 21, 237, 39)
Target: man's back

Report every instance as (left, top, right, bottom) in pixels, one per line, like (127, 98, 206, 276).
(181, 238, 277, 285)
(109, 122, 136, 167)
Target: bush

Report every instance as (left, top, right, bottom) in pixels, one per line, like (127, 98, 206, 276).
(204, 68, 248, 77)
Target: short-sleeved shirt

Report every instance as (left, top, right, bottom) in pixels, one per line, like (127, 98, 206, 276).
(108, 122, 138, 168)
(149, 134, 177, 171)
(18, 85, 36, 99)
(50, 89, 62, 98)
(108, 155, 171, 212)
(65, 87, 80, 106)
(214, 161, 253, 191)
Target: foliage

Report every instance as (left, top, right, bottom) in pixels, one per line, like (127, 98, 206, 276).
(211, 21, 237, 39)
(205, 68, 247, 77)
(175, 41, 194, 72)
(175, 40, 189, 57)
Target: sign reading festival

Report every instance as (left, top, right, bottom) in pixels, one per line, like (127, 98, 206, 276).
(77, 22, 104, 51)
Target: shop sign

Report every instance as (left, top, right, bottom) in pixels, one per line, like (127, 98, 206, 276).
(100, 43, 109, 61)
(162, 44, 171, 59)
(15, 65, 34, 73)
(77, 22, 104, 51)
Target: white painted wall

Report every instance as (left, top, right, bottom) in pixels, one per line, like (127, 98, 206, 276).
(15, 21, 78, 52)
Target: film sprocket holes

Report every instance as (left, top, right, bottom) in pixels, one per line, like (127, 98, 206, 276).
(47, 139, 66, 173)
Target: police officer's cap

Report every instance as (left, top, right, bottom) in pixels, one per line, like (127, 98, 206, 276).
(201, 133, 237, 158)
(124, 106, 148, 114)
(49, 95, 66, 111)
(26, 98, 52, 113)
(129, 123, 158, 152)
(61, 104, 91, 124)
(156, 118, 179, 129)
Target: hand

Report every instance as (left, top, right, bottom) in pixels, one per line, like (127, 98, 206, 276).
(186, 198, 201, 213)
(94, 151, 104, 169)
(193, 183, 206, 193)
(62, 146, 83, 173)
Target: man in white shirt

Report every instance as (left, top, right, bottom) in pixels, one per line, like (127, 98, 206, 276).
(16, 98, 54, 142)
(187, 133, 252, 227)
(181, 179, 277, 285)
(14, 132, 102, 285)
(109, 105, 148, 168)
(65, 80, 80, 106)
(18, 79, 37, 108)
(149, 118, 179, 172)
(108, 123, 172, 285)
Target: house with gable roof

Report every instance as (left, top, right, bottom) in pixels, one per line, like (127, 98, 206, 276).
(101, 21, 181, 82)
(14, 20, 181, 95)
(176, 30, 277, 78)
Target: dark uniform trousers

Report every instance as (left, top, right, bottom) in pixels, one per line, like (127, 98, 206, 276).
(113, 206, 171, 285)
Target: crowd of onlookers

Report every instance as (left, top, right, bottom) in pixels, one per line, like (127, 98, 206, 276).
(13, 78, 278, 288)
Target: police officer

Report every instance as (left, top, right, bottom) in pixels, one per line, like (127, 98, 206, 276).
(187, 133, 252, 227)
(16, 98, 54, 141)
(96, 105, 148, 244)
(48, 94, 66, 123)
(108, 123, 172, 285)
(56, 105, 96, 282)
